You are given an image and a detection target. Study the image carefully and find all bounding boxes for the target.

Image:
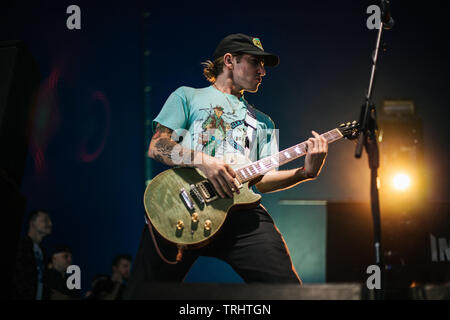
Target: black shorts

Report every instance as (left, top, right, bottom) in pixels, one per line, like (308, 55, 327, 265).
(124, 205, 301, 299)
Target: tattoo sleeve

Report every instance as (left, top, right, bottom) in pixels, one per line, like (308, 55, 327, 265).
(150, 124, 196, 166)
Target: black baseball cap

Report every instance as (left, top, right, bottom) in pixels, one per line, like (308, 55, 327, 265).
(213, 33, 279, 67)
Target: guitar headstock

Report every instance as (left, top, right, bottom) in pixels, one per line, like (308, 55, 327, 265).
(337, 120, 360, 140)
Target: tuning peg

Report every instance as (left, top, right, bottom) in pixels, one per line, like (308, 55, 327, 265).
(339, 123, 345, 127)
(346, 122, 351, 126)
(352, 120, 357, 125)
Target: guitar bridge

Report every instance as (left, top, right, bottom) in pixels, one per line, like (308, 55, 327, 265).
(195, 180, 219, 203)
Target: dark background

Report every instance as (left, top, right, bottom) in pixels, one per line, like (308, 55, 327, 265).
(1, 0, 449, 293)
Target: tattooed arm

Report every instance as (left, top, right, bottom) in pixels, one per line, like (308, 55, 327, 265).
(148, 123, 240, 198)
(147, 124, 195, 167)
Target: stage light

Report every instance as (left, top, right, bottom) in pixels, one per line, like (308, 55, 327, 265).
(379, 100, 426, 212)
(392, 173, 411, 191)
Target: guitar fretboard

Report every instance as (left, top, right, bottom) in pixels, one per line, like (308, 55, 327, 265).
(236, 128, 343, 183)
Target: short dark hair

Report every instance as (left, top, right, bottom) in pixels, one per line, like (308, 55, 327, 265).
(50, 245, 72, 259)
(27, 209, 49, 224)
(90, 274, 114, 296)
(92, 274, 109, 287)
(112, 254, 132, 267)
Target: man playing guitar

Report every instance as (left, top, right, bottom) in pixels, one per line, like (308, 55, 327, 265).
(125, 34, 328, 298)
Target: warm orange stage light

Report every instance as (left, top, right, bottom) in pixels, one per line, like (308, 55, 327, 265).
(392, 173, 411, 191)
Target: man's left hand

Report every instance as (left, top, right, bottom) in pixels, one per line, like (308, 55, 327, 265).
(304, 130, 328, 179)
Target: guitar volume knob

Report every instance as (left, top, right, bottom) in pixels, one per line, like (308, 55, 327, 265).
(191, 212, 199, 223)
(176, 220, 184, 230)
(204, 219, 212, 231)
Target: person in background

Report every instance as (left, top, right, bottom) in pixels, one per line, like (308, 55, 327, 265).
(47, 245, 80, 300)
(85, 274, 118, 300)
(85, 255, 132, 300)
(12, 210, 52, 300)
(111, 254, 132, 284)
(110, 254, 132, 299)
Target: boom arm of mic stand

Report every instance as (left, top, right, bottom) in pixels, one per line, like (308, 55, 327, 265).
(355, 20, 384, 159)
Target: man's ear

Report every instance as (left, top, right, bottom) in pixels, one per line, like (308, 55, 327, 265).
(223, 53, 233, 69)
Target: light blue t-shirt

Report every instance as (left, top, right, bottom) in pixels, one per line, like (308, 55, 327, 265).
(153, 85, 278, 163)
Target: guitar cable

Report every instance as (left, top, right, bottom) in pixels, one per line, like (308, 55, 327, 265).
(145, 217, 184, 264)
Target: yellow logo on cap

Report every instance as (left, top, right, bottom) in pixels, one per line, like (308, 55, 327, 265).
(252, 38, 264, 51)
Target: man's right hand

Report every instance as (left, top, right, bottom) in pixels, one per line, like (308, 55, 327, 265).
(195, 154, 240, 199)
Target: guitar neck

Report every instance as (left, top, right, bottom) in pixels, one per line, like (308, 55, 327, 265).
(236, 128, 344, 183)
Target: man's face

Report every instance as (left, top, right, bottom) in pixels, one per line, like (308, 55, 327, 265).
(52, 252, 72, 273)
(113, 259, 131, 281)
(231, 54, 266, 93)
(30, 212, 52, 236)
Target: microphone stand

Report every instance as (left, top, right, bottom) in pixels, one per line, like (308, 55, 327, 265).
(355, 7, 392, 299)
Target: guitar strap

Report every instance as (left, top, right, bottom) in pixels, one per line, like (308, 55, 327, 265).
(145, 216, 184, 264)
(244, 104, 257, 159)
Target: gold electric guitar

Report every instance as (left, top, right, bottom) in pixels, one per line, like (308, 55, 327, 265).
(143, 121, 360, 249)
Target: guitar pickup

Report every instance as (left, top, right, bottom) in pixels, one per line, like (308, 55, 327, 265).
(195, 181, 219, 203)
(179, 188, 194, 210)
(190, 184, 205, 205)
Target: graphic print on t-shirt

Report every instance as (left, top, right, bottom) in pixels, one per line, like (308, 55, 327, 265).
(197, 105, 247, 157)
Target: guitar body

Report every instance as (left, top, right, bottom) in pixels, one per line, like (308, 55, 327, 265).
(143, 121, 360, 249)
(143, 157, 261, 249)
